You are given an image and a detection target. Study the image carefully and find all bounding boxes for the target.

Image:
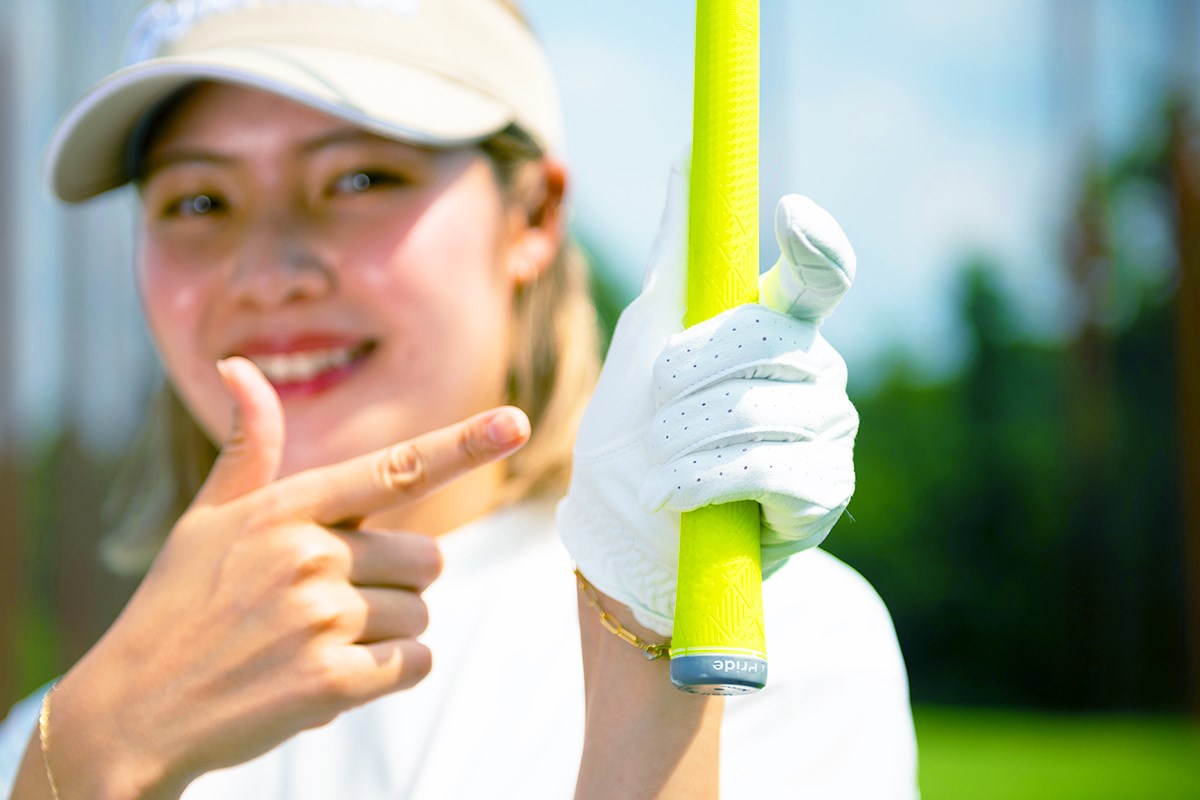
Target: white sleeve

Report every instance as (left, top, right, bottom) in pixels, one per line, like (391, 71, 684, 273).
(0, 683, 52, 798)
(721, 549, 919, 800)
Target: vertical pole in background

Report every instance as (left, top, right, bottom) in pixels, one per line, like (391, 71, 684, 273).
(1166, 0, 1200, 724)
(0, 31, 27, 708)
(1171, 102, 1200, 719)
(1049, 0, 1125, 707)
(670, 0, 766, 694)
(1168, 0, 1200, 716)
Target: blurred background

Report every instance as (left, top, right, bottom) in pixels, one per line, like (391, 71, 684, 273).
(1, 0, 1198, 796)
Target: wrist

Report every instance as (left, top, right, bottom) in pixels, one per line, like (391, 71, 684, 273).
(575, 586, 723, 800)
(47, 657, 189, 800)
(575, 569, 670, 661)
(576, 582, 719, 713)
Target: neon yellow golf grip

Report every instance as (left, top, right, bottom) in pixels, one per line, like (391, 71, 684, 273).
(670, 0, 766, 694)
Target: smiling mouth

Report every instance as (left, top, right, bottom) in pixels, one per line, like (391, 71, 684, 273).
(234, 340, 378, 397)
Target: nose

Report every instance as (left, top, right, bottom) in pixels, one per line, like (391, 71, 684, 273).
(230, 212, 335, 308)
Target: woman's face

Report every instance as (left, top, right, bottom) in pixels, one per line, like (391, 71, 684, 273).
(137, 83, 547, 485)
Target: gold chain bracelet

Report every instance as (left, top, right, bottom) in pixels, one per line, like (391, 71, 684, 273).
(38, 683, 63, 800)
(574, 569, 670, 660)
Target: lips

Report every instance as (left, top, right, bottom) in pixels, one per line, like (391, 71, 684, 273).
(227, 335, 377, 399)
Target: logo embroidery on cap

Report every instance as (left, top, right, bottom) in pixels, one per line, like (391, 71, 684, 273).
(125, 0, 423, 65)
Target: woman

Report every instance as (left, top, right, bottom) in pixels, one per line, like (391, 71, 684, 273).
(1, 0, 917, 797)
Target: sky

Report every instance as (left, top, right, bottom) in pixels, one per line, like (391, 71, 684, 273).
(2, 0, 1193, 448)
(520, 0, 1188, 381)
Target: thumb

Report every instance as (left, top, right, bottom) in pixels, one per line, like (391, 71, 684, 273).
(191, 356, 285, 508)
(759, 194, 856, 322)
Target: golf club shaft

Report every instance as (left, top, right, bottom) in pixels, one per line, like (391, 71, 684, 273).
(670, 0, 767, 695)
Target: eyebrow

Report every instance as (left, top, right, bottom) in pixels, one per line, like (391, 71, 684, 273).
(299, 128, 402, 154)
(139, 128, 421, 182)
(138, 150, 237, 183)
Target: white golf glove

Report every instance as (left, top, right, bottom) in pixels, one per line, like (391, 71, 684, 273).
(557, 160, 858, 636)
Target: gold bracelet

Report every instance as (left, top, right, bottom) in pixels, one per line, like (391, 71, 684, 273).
(574, 569, 670, 660)
(38, 683, 63, 800)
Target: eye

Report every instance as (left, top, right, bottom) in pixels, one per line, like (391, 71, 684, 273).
(330, 169, 406, 196)
(163, 192, 226, 219)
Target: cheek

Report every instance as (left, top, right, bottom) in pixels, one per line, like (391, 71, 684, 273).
(139, 249, 206, 358)
(340, 184, 515, 397)
(428, 220, 510, 354)
(142, 270, 204, 322)
(349, 195, 503, 288)
(137, 247, 226, 435)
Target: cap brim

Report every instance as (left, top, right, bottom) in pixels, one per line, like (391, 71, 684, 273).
(45, 44, 515, 202)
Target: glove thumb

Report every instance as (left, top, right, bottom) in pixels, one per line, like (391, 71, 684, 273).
(191, 356, 285, 508)
(575, 155, 692, 453)
(633, 152, 690, 311)
(759, 194, 856, 322)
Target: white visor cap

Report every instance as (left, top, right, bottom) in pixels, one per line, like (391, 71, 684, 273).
(44, 0, 565, 202)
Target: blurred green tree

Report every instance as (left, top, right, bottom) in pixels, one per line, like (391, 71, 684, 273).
(823, 98, 1190, 711)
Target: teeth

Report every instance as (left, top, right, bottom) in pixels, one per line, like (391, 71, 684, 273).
(248, 347, 359, 384)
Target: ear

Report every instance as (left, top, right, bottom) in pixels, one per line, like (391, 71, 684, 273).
(504, 158, 568, 285)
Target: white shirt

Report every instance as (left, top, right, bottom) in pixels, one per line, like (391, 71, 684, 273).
(0, 500, 918, 798)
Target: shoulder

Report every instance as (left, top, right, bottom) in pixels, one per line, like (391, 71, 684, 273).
(0, 682, 53, 797)
(765, 547, 906, 671)
(759, 547, 912, 710)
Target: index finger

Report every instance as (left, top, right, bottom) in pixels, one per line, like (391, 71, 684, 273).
(284, 406, 530, 525)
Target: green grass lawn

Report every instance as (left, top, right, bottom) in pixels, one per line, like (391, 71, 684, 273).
(915, 705, 1200, 799)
